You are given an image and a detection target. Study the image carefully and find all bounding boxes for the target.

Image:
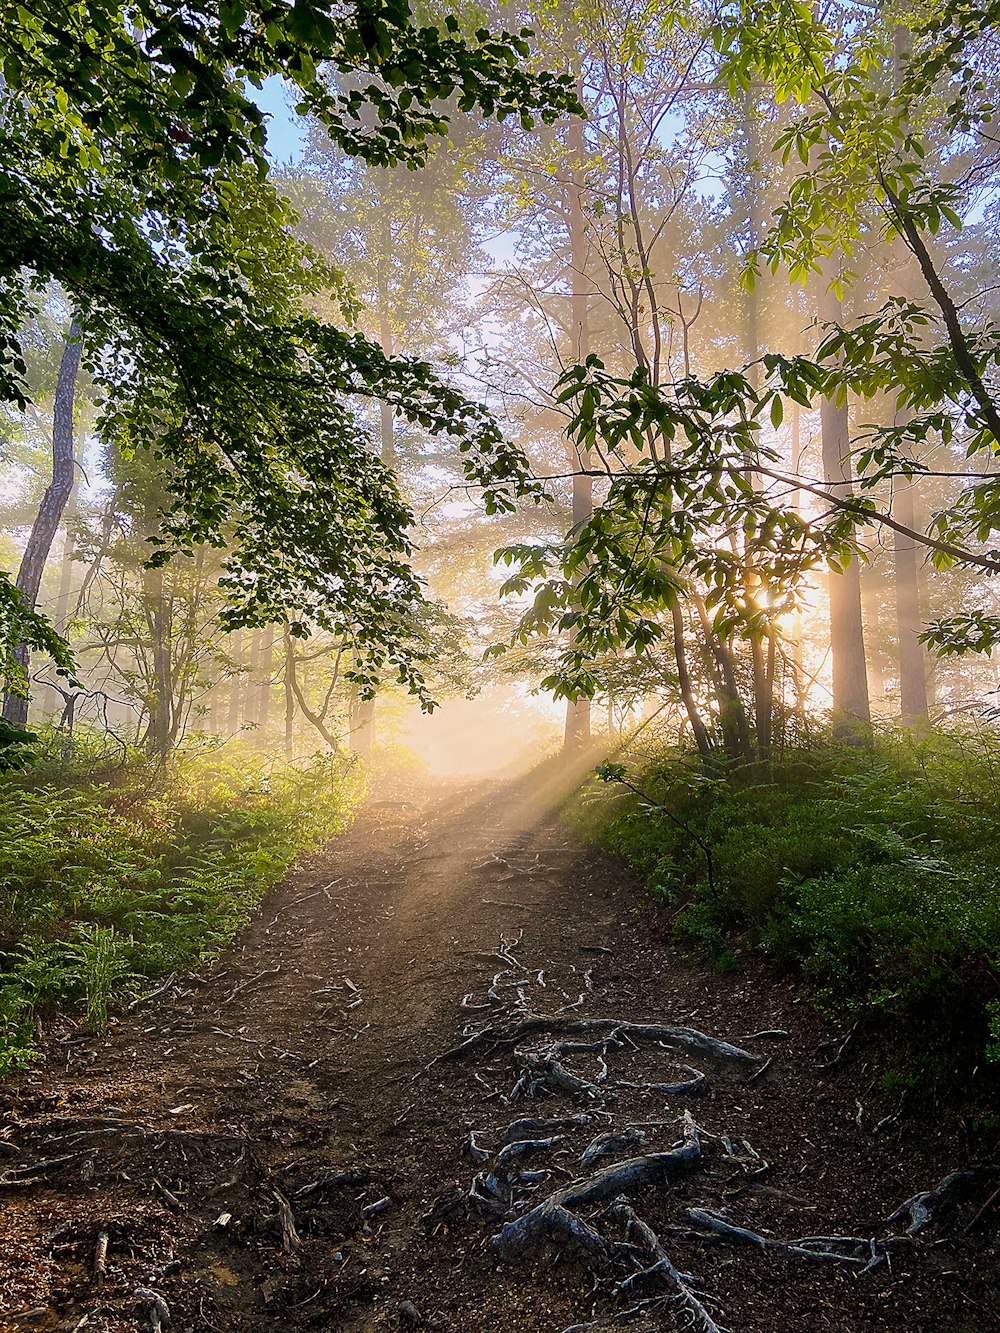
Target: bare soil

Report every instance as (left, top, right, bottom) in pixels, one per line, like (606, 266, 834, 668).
(2, 765, 998, 1333)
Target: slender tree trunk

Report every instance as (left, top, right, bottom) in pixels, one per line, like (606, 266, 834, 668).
(860, 564, 886, 709)
(209, 678, 224, 734)
(788, 403, 807, 709)
(38, 490, 80, 720)
(254, 626, 275, 735)
(141, 519, 173, 764)
(670, 602, 713, 766)
(2, 317, 82, 728)
(248, 628, 264, 732)
(742, 96, 773, 758)
(247, 627, 276, 738)
(694, 595, 752, 761)
(344, 282, 398, 756)
(893, 476, 929, 726)
(227, 631, 245, 736)
(55, 490, 79, 626)
(151, 575, 172, 759)
(564, 112, 593, 750)
(348, 681, 375, 754)
(890, 28, 929, 730)
(818, 281, 871, 738)
(283, 628, 296, 759)
(750, 635, 772, 757)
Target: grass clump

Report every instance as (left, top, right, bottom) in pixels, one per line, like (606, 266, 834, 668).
(586, 728, 1000, 1073)
(0, 733, 363, 1073)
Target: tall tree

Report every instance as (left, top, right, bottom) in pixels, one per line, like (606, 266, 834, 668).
(890, 24, 930, 726)
(818, 279, 871, 735)
(0, 0, 578, 707)
(563, 110, 593, 750)
(2, 318, 82, 729)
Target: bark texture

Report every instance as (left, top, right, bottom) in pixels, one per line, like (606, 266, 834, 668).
(2, 318, 82, 729)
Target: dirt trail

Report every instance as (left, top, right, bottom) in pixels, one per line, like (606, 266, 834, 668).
(2, 767, 997, 1333)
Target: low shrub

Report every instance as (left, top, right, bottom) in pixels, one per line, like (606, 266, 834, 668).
(589, 728, 1000, 1071)
(0, 734, 363, 1072)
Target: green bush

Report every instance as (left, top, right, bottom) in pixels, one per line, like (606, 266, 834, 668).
(590, 729, 1000, 1069)
(0, 736, 363, 1070)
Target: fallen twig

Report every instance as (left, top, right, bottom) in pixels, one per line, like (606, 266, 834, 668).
(273, 1189, 301, 1252)
(93, 1228, 109, 1282)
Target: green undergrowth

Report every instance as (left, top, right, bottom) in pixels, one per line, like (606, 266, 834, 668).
(0, 730, 363, 1073)
(572, 728, 1000, 1082)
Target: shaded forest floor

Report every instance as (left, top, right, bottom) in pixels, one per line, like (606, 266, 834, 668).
(2, 764, 998, 1332)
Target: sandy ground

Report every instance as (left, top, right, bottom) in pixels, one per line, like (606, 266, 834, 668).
(1, 765, 997, 1332)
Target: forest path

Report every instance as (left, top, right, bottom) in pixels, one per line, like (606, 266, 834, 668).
(2, 764, 997, 1333)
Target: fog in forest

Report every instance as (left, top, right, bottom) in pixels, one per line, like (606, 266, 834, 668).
(4, 4, 1000, 1327)
(6, 12, 1000, 766)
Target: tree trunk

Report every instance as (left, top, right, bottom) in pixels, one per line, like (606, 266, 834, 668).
(254, 627, 275, 735)
(143, 561, 173, 764)
(54, 490, 80, 627)
(563, 112, 593, 750)
(283, 628, 295, 759)
(890, 27, 929, 730)
(893, 476, 929, 726)
(860, 563, 886, 709)
(349, 682, 375, 754)
(209, 678, 224, 734)
(787, 403, 808, 711)
(228, 631, 245, 736)
(347, 284, 397, 753)
(742, 95, 773, 758)
(818, 281, 871, 737)
(694, 594, 752, 762)
(2, 317, 82, 728)
(671, 602, 713, 766)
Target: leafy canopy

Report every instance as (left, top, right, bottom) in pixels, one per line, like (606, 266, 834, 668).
(0, 1, 579, 699)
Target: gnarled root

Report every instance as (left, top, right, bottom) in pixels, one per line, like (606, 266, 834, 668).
(444, 1016, 758, 1066)
(887, 1169, 986, 1236)
(491, 1113, 701, 1260)
(685, 1208, 884, 1271)
(611, 1201, 728, 1333)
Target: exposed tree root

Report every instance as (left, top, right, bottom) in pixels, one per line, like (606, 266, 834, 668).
(615, 1068, 709, 1098)
(134, 1288, 170, 1333)
(446, 1016, 758, 1066)
(580, 1128, 646, 1169)
(887, 1169, 987, 1236)
(295, 1167, 384, 1198)
(501, 1114, 596, 1143)
(273, 1189, 301, 1252)
(611, 1201, 727, 1333)
(449, 939, 985, 1332)
(495, 1135, 566, 1170)
(685, 1208, 884, 1271)
(491, 1114, 701, 1259)
(0, 1152, 84, 1187)
(561, 1298, 669, 1333)
(513, 1046, 607, 1101)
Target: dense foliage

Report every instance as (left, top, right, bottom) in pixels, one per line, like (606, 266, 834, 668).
(1, 0, 577, 697)
(0, 735, 361, 1071)
(588, 730, 1000, 1076)
(495, 0, 1000, 749)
